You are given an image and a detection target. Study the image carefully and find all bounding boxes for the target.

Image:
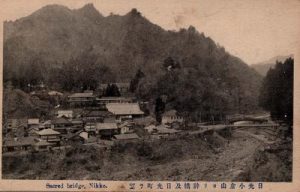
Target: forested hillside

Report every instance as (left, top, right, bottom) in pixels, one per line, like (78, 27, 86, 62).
(4, 3, 263, 120)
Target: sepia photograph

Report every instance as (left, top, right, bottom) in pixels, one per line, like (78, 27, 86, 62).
(0, 0, 298, 187)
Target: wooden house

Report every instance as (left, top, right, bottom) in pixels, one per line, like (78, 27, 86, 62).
(71, 119, 84, 129)
(34, 140, 55, 151)
(68, 92, 96, 107)
(65, 131, 85, 145)
(82, 110, 113, 123)
(162, 110, 184, 125)
(39, 120, 52, 130)
(96, 122, 119, 139)
(96, 97, 134, 106)
(37, 129, 61, 145)
(106, 103, 144, 122)
(2, 137, 35, 152)
(52, 117, 73, 134)
(119, 121, 134, 134)
(27, 118, 40, 129)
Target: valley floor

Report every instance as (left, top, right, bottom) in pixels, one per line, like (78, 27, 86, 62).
(2, 128, 292, 181)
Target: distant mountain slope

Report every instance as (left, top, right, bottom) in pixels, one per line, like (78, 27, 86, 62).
(4, 3, 263, 116)
(252, 55, 294, 76)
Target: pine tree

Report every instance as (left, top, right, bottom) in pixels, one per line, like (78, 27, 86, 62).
(155, 97, 165, 123)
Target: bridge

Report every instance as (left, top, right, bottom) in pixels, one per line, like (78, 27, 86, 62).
(187, 123, 279, 136)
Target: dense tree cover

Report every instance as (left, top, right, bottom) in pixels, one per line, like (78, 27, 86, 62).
(104, 84, 121, 97)
(58, 49, 115, 91)
(134, 55, 260, 123)
(4, 47, 116, 92)
(129, 69, 145, 92)
(259, 58, 293, 124)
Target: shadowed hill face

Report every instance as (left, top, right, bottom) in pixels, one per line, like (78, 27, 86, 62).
(3, 3, 262, 113)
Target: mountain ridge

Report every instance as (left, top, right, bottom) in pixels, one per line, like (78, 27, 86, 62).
(4, 3, 263, 116)
(252, 54, 294, 76)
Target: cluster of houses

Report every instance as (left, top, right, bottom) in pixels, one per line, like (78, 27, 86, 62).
(3, 87, 185, 153)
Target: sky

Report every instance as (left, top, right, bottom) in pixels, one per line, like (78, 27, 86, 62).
(1, 0, 300, 64)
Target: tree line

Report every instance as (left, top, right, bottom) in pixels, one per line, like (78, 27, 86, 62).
(259, 57, 293, 124)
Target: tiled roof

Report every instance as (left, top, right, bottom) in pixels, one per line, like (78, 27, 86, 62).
(103, 117, 117, 123)
(37, 129, 61, 136)
(106, 103, 144, 115)
(84, 110, 113, 117)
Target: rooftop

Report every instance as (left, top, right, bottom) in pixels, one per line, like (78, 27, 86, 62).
(97, 97, 133, 101)
(68, 92, 94, 98)
(57, 110, 73, 113)
(28, 118, 39, 124)
(96, 123, 118, 130)
(106, 103, 144, 115)
(103, 117, 117, 123)
(113, 133, 139, 140)
(3, 137, 36, 147)
(35, 140, 55, 146)
(48, 91, 63, 96)
(37, 129, 61, 136)
(71, 119, 83, 124)
(52, 117, 72, 124)
(84, 110, 113, 117)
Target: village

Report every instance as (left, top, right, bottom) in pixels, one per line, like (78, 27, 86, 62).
(2, 82, 192, 153)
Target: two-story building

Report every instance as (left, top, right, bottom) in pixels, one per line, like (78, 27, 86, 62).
(106, 103, 144, 122)
(95, 122, 119, 139)
(37, 129, 61, 145)
(82, 110, 113, 123)
(52, 117, 73, 134)
(96, 97, 134, 107)
(68, 92, 96, 107)
(28, 118, 40, 129)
